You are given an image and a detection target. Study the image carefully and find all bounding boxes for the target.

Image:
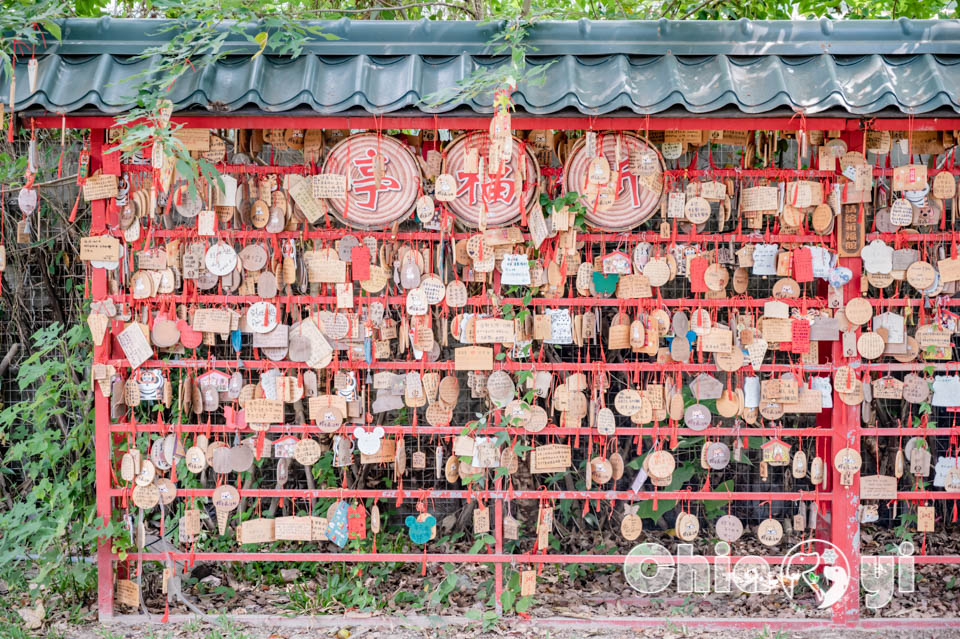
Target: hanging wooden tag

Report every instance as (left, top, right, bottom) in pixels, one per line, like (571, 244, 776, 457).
(716, 514, 743, 542)
(756, 518, 783, 546)
(473, 506, 490, 534)
(621, 504, 643, 540)
(793, 508, 806, 532)
(521, 570, 537, 597)
(917, 505, 935, 532)
(504, 514, 520, 540)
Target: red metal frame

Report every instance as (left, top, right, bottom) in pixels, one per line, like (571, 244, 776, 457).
(88, 116, 960, 626)
(31, 114, 960, 132)
(91, 131, 115, 617)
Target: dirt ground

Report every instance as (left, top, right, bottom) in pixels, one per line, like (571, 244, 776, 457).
(59, 616, 960, 639)
(27, 526, 960, 639)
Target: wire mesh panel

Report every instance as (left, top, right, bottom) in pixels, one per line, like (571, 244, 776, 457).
(78, 120, 960, 626)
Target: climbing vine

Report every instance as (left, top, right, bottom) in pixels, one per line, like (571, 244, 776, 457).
(423, 3, 555, 109)
(109, 0, 337, 189)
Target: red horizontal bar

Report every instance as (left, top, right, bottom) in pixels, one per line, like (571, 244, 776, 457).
(110, 290, 960, 311)
(860, 428, 959, 436)
(665, 168, 837, 178)
(126, 161, 841, 180)
(144, 226, 830, 245)
(107, 358, 825, 373)
(113, 486, 958, 501)
(110, 293, 829, 309)
(872, 167, 960, 176)
(869, 118, 960, 131)
(866, 232, 960, 243)
(113, 551, 815, 565)
(109, 614, 960, 630)
(669, 167, 960, 178)
(896, 491, 960, 500)
(111, 422, 834, 437)
(119, 162, 960, 181)
(866, 556, 960, 565)
(105, 357, 960, 373)
(108, 550, 960, 566)
(30, 114, 859, 131)
(110, 487, 826, 501)
(123, 163, 309, 175)
(865, 297, 960, 307)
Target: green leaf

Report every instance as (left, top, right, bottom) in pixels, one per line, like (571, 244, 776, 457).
(212, 585, 236, 598)
(252, 32, 268, 60)
(638, 498, 676, 522)
(516, 596, 533, 613)
(42, 20, 61, 41)
(500, 589, 515, 611)
(703, 479, 735, 520)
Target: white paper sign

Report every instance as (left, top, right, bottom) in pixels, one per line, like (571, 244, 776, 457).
(528, 204, 552, 249)
(810, 376, 834, 409)
(751, 244, 779, 276)
(932, 376, 960, 407)
(861, 240, 893, 274)
(933, 456, 960, 488)
(544, 309, 573, 345)
(216, 175, 238, 207)
(501, 254, 531, 286)
(873, 312, 905, 345)
(667, 192, 686, 219)
(809, 246, 835, 279)
(743, 376, 761, 408)
(260, 368, 282, 401)
(631, 468, 649, 493)
(118, 324, 153, 370)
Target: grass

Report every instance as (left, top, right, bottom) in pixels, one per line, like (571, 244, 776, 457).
(200, 616, 252, 639)
(755, 625, 792, 639)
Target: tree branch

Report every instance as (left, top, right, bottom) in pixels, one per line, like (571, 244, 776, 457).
(302, 2, 478, 19)
(680, 0, 726, 19)
(0, 343, 20, 377)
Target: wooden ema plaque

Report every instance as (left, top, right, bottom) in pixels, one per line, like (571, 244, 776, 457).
(838, 204, 864, 257)
(321, 133, 422, 229)
(530, 444, 571, 473)
(564, 132, 663, 230)
(442, 132, 541, 228)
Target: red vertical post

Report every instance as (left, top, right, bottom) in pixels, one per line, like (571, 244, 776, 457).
(829, 128, 863, 626)
(829, 257, 862, 626)
(90, 129, 114, 620)
(494, 494, 504, 614)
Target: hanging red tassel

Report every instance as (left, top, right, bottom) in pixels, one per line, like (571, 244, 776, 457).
(255, 431, 265, 460)
(67, 190, 82, 223)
